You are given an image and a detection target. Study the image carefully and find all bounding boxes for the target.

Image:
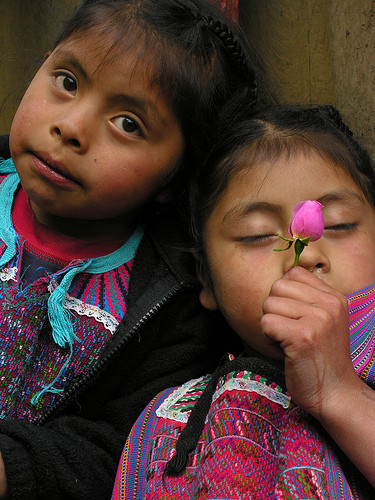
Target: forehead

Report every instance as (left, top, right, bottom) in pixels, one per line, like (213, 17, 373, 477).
(54, 30, 161, 89)
(220, 149, 361, 208)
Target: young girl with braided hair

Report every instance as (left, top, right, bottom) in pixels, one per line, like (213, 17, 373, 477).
(0, 0, 262, 498)
(113, 104, 375, 498)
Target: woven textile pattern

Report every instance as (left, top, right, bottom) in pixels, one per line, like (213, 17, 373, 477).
(145, 373, 328, 499)
(0, 167, 135, 421)
(0, 255, 133, 422)
(113, 284, 375, 499)
(349, 284, 375, 385)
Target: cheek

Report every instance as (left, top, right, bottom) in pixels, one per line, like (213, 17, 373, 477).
(336, 240, 375, 294)
(353, 242, 375, 288)
(9, 113, 26, 156)
(10, 95, 40, 147)
(214, 269, 267, 331)
(210, 249, 274, 305)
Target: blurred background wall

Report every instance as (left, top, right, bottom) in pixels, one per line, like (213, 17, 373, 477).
(0, 0, 77, 134)
(241, 0, 375, 160)
(1, 0, 374, 160)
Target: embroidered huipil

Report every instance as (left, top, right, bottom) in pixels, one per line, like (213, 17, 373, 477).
(113, 284, 375, 499)
(0, 158, 143, 423)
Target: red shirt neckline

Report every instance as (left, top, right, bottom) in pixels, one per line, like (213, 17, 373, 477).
(12, 188, 126, 263)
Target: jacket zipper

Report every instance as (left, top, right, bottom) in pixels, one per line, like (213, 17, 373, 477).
(38, 284, 182, 425)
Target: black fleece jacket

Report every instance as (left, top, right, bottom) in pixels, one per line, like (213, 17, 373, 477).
(0, 136, 238, 499)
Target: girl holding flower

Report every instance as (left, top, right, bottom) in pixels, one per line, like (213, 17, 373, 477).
(112, 105, 375, 499)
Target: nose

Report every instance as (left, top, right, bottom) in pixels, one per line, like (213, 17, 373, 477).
(50, 104, 90, 152)
(291, 240, 330, 275)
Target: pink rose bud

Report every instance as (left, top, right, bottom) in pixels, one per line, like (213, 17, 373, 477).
(288, 200, 324, 242)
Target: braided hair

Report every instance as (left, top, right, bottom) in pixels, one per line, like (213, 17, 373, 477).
(54, 0, 263, 202)
(192, 7, 256, 82)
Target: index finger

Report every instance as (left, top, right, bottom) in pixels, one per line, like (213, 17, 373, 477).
(282, 265, 335, 293)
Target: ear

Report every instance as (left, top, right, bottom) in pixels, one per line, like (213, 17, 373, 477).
(199, 282, 219, 311)
(195, 260, 219, 311)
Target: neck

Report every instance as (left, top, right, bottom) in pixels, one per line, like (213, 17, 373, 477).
(29, 201, 135, 243)
(243, 344, 285, 371)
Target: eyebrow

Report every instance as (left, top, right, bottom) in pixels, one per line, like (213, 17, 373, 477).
(316, 190, 366, 206)
(52, 47, 89, 81)
(223, 201, 280, 223)
(52, 48, 164, 123)
(222, 189, 366, 224)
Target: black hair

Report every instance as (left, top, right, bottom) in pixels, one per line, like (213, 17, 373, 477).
(190, 104, 375, 283)
(53, 0, 264, 203)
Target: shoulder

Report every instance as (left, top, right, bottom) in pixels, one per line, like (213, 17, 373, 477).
(156, 375, 212, 424)
(122, 358, 339, 500)
(156, 359, 290, 427)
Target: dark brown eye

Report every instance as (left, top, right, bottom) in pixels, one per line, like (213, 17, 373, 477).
(121, 117, 138, 133)
(112, 115, 142, 136)
(56, 74, 77, 93)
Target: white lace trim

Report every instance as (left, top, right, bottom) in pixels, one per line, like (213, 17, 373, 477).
(156, 376, 207, 423)
(64, 294, 119, 335)
(0, 266, 17, 282)
(213, 378, 291, 409)
(48, 280, 119, 334)
(156, 375, 291, 423)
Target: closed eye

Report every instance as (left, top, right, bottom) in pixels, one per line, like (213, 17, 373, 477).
(325, 223, 357, 231)
(239, 234, 277, 243)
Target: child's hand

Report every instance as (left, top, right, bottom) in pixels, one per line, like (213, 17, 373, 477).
(260, 266, 358, 419)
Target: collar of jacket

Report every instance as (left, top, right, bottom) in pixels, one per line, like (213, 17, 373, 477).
(107, 201, 198, 347)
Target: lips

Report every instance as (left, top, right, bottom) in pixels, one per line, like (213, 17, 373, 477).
(31, 152, 78, 186)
